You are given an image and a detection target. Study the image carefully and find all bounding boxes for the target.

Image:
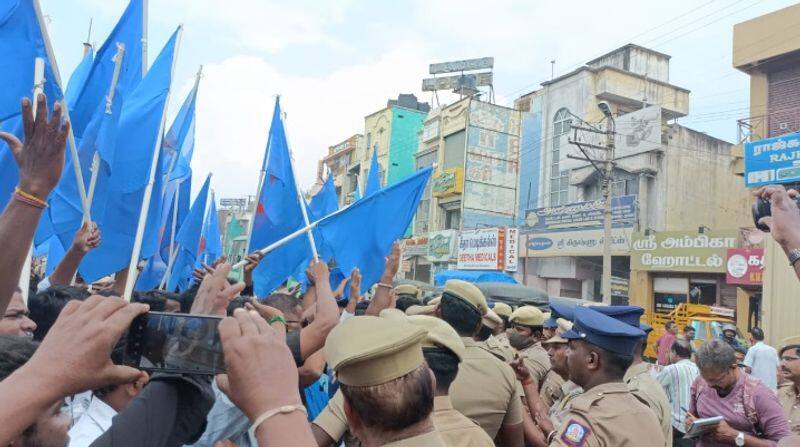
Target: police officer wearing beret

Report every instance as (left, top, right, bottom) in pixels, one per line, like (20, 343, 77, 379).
(548, 306, 665, 446)
(590, 305, 672, 446)
(435, 280, 525, 446)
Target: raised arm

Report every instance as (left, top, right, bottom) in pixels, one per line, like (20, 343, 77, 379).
(299, 260, 338, 359)
(365, 242, 400, 317)
(753, 185, 800, 281)
(48, 221, 100, 286)
(0, 95, 68, 314)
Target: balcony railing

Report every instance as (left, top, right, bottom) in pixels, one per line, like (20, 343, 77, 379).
(737, 106, 800, 144)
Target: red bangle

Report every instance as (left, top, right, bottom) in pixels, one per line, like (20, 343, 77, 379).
(12, 192, 46, 209)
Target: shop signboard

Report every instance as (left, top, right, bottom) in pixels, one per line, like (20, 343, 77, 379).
(457, 228, 505, 270)
(505, 228, 519, 272)
(427, 230, 458, 262)
(630, 231, 739, 273)
(744, 132, 800, 187)
(523, 229, 632, 257)
(726, 248, 764, 285)
(402, 236, 429, 257)
(523, 195, 636, 233)
(431, 168, 463, 197)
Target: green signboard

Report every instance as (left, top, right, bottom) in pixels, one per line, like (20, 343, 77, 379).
(630, 230, 739, 273)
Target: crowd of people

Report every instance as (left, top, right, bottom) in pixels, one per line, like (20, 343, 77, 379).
(2, 95, 800, 447)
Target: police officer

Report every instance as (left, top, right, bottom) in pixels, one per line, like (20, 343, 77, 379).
(322, 316, 445, 446)
(478, 309, 516, 362)
(590, 305, 672, 446)
(393, 284, 422, 312)
(435, 279, 524, 446)
(542, 331, 583, 429)
(493, 302, 513, 344)
(548, 306, 665, 446)
(778, 335, 800, 436)
(508, 306, 551, 388)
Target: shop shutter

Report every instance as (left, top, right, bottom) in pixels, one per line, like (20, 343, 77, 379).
(768, 64, 800, 137)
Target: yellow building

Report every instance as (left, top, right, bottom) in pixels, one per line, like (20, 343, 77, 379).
(731, 3, 800, 345)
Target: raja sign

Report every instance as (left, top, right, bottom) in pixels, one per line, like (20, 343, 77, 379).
(726, 248, 764, 285)
(457, 228, 505, 270)
(631, 231, 739, 273)
(744, 132, 800, 187)
(427, 230, 457, 262)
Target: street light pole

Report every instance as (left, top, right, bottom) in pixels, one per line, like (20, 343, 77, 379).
(600, 104, 615, 304)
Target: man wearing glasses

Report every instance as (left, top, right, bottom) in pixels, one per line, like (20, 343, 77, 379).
(778, 336, 800, 436)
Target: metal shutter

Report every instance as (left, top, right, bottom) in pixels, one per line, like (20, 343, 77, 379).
(768, 64, 800, 137)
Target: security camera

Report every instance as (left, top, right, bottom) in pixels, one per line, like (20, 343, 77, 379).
(597, 101, 613, 117)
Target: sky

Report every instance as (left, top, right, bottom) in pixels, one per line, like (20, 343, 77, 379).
(39, 0, 798, 202)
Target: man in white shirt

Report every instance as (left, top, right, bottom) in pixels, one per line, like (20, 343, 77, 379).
(743, 326, 780, 391)
(656, 338, 699, 446)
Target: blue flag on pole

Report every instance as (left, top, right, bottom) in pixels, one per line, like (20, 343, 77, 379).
(365, 146, 381, 195)
(65, 49, 94, 107)
(248, 97, 310, 297)
(197, 192, 222, 267)
(0, 0, 63, 121)
(163, 80, 198, 184)
(309, 174, 338, 221)
(315, 167, 431, 295)
(69, 0, 143, 138)
(167, 175, 210, 292)
(77, 29, 179, 282)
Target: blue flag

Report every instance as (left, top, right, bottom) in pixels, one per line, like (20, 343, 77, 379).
(69, 0, 143, 138)
(162, 79, 198, 184)
(309, 174, 338, 221)
(167, 175, 210, 292)
(44, 236, 67, 277)
(0, 0, 63, 121)
(197, 192, 222, 267)
(365, 146, 381, 195)
(315, 167, 431, 295)
(248, 97, 310, 297)
(65, 49, 94, 107)
(77, 29, 179, 282)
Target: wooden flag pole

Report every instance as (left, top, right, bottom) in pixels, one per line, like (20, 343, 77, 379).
(123, 26, 183, 301)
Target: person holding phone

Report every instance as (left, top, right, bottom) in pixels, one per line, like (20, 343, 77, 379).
(688, 340, 791, 446)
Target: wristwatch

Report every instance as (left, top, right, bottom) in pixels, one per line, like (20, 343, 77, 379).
(788, 248, 800, 266)
(735, 431, 745, 446)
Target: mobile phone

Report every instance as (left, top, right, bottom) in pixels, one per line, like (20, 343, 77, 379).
(123, 311, 225, 375)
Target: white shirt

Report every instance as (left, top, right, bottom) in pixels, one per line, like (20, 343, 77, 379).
(743, 341, 780, 391)
(68, 395, 117, 447)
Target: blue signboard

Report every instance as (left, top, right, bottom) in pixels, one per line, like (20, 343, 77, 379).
(744, 132, 800, 187)
(523, 195, 637, 233)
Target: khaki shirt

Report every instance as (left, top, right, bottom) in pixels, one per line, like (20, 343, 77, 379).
(450, 337, 524, 438)
(540, 370, 566, 409)
(383, 431, 446, 446)
(550, 382, 665, 446)
(518, 342, 551, 386)
(477, 334, 516, 362)
(624, 362, 672, 446)
(549, 380, 583, 430)
(432, 396, 494, 447)
(313, 390, 363, 447)
(778, 383, 800, 435)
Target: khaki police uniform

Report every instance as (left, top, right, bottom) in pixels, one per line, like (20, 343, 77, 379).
(313, 390, 363, 447)
(540, 369, 566, 409)
(431, 396, 494, 447)
(518, 342, 551, 387)
(478, 334, 516, 362)
(778, 383, 800, 435)
(550, 382, 665, 446)
(624, 361, 673, 446)
(323, 316, 445, 447)
(549, 381, 583, 430)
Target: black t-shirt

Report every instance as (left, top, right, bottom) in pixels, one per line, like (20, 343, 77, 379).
(286, 330, 303, 367)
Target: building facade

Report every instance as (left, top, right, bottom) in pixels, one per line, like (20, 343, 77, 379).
(317, 134, 363, 206)
(730, 3, 800, 345)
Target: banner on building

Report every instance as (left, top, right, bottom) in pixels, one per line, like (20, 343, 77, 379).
(631, 230, 739, 273)
(523, 195, 637, 233)
(401, 236, 429, 257)
(505, 228, 519, 272)
(523, 229, 632, 257)
(743, 132, 800, 187)
(427, 230, 458, 262)
(726, 248, 764, 285)
(431, 168, 463, 197)
(457, 228, 506, 270)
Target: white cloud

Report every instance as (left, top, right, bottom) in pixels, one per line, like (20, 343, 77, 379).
(189, 43, 435, 199)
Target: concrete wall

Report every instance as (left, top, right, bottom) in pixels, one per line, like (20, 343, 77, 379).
(761, 235, 800, 346)
(733, 3, 800, 69)
(387, 106, 426, 184)
(363, 108, 393, 184)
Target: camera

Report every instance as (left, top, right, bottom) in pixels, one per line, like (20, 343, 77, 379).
(752, 196, 800, 232)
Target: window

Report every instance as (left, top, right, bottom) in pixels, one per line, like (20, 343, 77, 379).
(443, 130, 466, 169)
(550, 108, 572, 205)
(445, 208, 461, 230)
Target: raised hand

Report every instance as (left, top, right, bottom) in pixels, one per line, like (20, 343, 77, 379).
(382, 242, 401, 281)
(22, 295, 149, 396)
(72, 220, 101, 253)
(0, 95, 69, 200)
(754, 185, 800, 250)
(349, 267, 362, 299)
(305, 259, 330, 286)
(191, 263, 245, 317)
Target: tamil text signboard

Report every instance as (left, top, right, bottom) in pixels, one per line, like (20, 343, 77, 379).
(457, 228, 505, 270)
(744, 132, 800, 187)
(523, 195, 636, 233)
(524, 229, 632, 257)
(631, 231, 739, 273)
(726, 248, 764, 285)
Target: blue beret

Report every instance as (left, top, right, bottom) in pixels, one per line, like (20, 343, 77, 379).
(548, 302, 574, 321)
(589, 305, 650, 334)
(561, 306, 646, 356)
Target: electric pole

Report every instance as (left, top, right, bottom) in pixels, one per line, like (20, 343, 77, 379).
(567, 102, 615, 304)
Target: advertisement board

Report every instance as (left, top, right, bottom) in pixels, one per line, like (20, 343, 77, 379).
(523, 195, 636, 233)
(505, 228, 519, 272)
(457, 228, 505, 270)
(523, 228, 632, 257)
(427, 230, 458, 262)
(431, 168, 464, 197)
(726, 248, 764, 285)
(631, 231, 739, 273)
(402, 236, 429, 257)
(744, 132, 800, 187)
